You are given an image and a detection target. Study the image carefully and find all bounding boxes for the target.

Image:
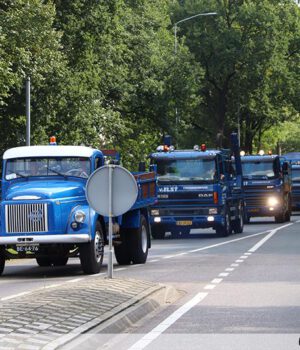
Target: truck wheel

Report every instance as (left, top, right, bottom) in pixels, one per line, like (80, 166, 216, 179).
(275, 212, 285, 223)
(0, 247, 5, 276)
(36, 257, 52, 267)
(232, 207, 244, 234)
(151, 226, 165, 239)
(216, 209, 232, 237)
(114, 229, 131, 265)
(285, 197, 292, 222)
(79, 221, 104, 274)
(129, 215, 149, 264)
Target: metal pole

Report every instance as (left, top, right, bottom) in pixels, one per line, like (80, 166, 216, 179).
(174, 24, 177, 54)
(26, 77, 31, 146)
(108, 165, 113, 278)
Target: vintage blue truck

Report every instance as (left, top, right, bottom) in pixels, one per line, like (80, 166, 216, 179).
(240, 154, 291, 223)
(283, 152, 300, 210)
(149, 133, 244, 238)
(0, 144, 156, 275)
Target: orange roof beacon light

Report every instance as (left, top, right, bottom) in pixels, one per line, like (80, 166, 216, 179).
(163, 145, 169, 152)
(200, 144, 207, 152)
(268, 150, 272, 155)
(49, 136, 57, 145)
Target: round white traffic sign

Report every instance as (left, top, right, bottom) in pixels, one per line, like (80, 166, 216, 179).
(86, 165, 138, 217)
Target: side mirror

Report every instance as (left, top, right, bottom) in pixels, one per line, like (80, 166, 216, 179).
(138, 162, 146, 172)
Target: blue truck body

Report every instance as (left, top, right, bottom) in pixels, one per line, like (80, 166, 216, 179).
(149, 133, 244, 238)
(283, 152, 300, 210)
(240, 154, 291, 223)
(0, 145, 156, 275)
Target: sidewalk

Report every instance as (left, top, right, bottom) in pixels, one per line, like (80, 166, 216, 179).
(0, 277, 168, 350)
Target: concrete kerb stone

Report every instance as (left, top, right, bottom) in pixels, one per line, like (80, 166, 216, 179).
(0, 277, 178, 350)
(42, 283, 166, 350)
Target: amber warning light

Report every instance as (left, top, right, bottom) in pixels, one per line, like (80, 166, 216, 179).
(49, 136, 57, 145)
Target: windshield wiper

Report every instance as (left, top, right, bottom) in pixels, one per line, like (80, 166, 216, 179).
(46, 167, 67, 178)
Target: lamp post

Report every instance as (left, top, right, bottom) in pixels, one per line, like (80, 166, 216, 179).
(173, 11, 217, 141)
(174, 12, 217, 54)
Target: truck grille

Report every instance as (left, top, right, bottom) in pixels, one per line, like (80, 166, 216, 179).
(5, 203, 48, 233)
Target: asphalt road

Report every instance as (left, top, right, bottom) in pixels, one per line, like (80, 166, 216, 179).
(1, 215, 300, 350)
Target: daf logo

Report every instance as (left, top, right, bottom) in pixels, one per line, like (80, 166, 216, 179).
(198, 193, 213, 198)
(28, 210, 43, 222)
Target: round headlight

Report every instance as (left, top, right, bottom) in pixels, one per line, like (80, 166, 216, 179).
(74, 210, 86, 223)
(267, 197, 279, 207)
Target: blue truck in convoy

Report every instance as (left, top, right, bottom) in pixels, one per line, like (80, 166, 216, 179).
(283, 152, 300, 210)
(149, 133, 244, 238)
(0, 143, 156, 275)
(240, 153, 291, 223)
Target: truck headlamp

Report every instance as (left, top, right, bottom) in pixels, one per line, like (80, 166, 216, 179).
(74, 210, 86, 223)
(267, 197, 279, 207)
(151, 209, 159, 216)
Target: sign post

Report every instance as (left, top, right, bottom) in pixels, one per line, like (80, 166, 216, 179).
(86, 165, 138, 279)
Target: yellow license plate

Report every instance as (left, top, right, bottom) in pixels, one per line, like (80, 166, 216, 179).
(176, 220, 192, 226)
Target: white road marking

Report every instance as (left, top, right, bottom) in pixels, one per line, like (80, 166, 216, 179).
(248, 223, 293, 253)
(235, 259, 244, 263)
(148, 259, 159, 263)
(211, 278, 223, 284)
(114, 268, 127, 271)
(204, 284, 216, 290)
(244, 252, 252, 255)
(240, 255, 248, 259)
(218, 272, 229, 277)
(225, 268, 234, 272)
(187, 230, 270, 254)
(128, 292, 208, 350)
(231, 263, 239, 267)
(68, 278, 84, 283)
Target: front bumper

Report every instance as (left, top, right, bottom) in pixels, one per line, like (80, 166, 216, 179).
(245, 206, 282, 217)
(0, 234, 90, 245)
(150, 214, 224, 230)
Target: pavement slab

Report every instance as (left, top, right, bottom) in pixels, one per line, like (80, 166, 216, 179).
(0, 277, 166, 350)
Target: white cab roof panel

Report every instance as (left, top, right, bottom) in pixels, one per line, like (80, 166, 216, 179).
(3, 146, 99, 160)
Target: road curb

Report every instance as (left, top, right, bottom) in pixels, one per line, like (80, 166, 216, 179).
(58, 284, 181, 350)
(42, 283, 163, 350)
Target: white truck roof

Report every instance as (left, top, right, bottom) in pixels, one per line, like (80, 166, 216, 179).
(3, 146, 99, 160)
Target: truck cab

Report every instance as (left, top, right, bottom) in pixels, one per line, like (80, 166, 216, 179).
(149, 133, 244, 238)
(0, 143, 156, 275)
(241, 154, 291, 223)
(283, 152, 300, 210)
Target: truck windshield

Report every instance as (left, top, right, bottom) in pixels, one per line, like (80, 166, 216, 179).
(242, 160, 276, 179)
(153, 157, 216, 183)
(5, 157, 91, 180)
(291, 168, 300, 182)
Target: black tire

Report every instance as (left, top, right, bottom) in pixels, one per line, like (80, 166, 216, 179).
(0, 247, 5, 276)
(244, 214, 250, 224)
(36, 257, 52, 267)
(275, 212, 285, 223)
(79, 221, 104, 274)
(216, 208, 232, 237)
(285, 197, 292, 222)
(232, 206, 244, 234)
(52, 257, 69, 266)
(129, 215, 149, 264)
(151, 226, 165, 239)
(114, 229, 131, 265)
